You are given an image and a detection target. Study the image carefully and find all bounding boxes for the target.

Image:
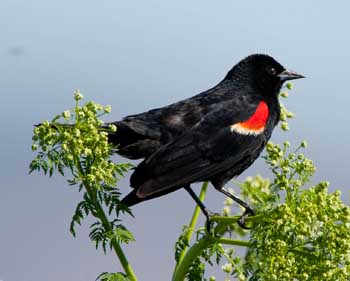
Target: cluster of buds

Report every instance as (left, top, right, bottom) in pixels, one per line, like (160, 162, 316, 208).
(279, 82, 295, 131)
(31, 91, 119, 188)
(243, 140, 350, 280)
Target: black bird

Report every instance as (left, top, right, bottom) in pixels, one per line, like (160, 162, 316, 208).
(109, 54, 304, 228)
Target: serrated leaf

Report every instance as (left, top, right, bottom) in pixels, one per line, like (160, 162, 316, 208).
(96, 272, 128, 281)
(108, 225, 135, 245)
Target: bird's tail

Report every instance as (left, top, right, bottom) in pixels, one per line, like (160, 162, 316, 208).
(107, 122, 142, 149)
(115, 189, 143, 217)
(107, 121, 161, 160)
(120, 189, 143, 207)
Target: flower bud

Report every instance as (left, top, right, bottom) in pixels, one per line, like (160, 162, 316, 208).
(281, 122, 289, 131)
(280, 92, 289, 98)
(83, 148, 92, 155)
(95, 103, 103, 111)
(286, 112, 295, 118)
(222, 206, 231, 216)
(221, 263, 232, 273)
(104, 105, 112, 113)
(301, 140, 308, 148)
(286, 82, 293, 90)
(226, 248, 234, 255)
(283, 141, 291, 148)
(297, 154, 304, 160)
(280, 113, 287, 122)
(62, 143, 68, 151)
(62, 110, 71, 119)
(74, 129, 81, 137)
(334, 190, 341, 197)
(74, 90, 83, 101)
(109, 124, 117, 132)
(86, 174, 95, 182)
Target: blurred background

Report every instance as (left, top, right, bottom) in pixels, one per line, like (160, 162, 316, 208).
(1, 1, 350, 280)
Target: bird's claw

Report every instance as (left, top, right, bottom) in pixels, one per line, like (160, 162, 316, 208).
(204, 207, 256, 233)
(204, 210, 220, 235)
(237, 207, 256, 229)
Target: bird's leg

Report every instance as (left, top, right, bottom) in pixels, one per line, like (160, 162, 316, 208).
(184, 185, 218, 233)
(218, 188, 255, 229)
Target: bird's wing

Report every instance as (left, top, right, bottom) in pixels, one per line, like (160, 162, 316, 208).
(109, 83, 233, 159)
(119, 81, 236, 140)
(130, 96, 266, 198)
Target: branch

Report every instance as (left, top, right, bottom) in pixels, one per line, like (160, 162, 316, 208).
(217, 237, 250, 247)
(172, 235, 213, 281)
(172, 213, 253, 281)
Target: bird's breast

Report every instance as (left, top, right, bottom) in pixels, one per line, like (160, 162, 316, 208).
(230, 101, 269, 135)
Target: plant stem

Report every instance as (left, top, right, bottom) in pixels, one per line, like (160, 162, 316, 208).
(217, 237, 250, 247)
(210, 214, 261, 224)
(175, 182, 209, 270)
(172, 235, 213, 281)
(75, 158, 137, 280)
(218, 246, 245, 276)
(172, 212, 254, 281)
(86, 182, 137, 280)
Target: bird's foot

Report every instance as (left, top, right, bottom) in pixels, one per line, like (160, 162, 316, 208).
(205, 210, 220, 235)
(204, 210, 221, 235)
(237, 207, 256, 229)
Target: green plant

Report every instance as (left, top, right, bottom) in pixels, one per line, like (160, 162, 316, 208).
(30, 90, 136, 280)
(30, 84, 350, 280)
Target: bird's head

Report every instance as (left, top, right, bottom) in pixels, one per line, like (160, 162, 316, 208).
(225, 54, 305, 96)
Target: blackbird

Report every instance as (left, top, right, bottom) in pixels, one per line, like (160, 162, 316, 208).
(108, 54, 304, 228)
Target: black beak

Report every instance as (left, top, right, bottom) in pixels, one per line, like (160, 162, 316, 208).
(278, 69, 305, 81)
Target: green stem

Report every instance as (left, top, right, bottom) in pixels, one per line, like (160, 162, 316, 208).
(175, 182, 209, 270)
(172, 236, 247, 281)
(217, 237, 250, 247)
(291, 249, 317, 258)
(210, 214, 261, 224)
(172, 235, 213, 281)
(218, 246, 244, 276)
(86, 183, 137, 280)
(75, 158, 137, 280)
(172, 212, 256, 281)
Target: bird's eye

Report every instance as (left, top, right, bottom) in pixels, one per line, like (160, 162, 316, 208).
(267, 67, 277, 76)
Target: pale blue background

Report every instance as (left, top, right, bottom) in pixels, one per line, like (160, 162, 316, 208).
(1, 1, 350, 280)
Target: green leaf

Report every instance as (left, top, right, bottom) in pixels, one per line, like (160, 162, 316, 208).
(108, 224, 135, 245)
(174, 225, 191, 263)
(96, 272, 129, 281)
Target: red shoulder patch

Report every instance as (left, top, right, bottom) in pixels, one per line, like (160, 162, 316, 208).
(230, 101, 269, 135)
